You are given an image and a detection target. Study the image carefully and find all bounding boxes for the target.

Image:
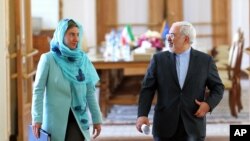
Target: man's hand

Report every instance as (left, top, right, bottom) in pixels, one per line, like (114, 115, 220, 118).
(136, 116, 149, 133)
(32, 123, 42, 139)
(194, 99, 210, 118)
(92, 123, 101, 139)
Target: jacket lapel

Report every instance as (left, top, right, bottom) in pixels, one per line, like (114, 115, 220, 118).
(168, 52, 180, 87)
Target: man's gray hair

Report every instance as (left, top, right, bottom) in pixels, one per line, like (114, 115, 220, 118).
(174, 21, 196, 45)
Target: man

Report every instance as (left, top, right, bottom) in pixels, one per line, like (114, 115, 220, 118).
(136, 21, 224, 141)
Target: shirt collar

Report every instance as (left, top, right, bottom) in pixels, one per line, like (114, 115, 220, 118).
(176, 47, 191, 57)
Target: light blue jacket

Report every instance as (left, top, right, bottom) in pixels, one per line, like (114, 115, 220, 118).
(32, 52, 102, 141)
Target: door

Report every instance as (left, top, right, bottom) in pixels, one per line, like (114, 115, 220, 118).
(8, 0, 36, 140)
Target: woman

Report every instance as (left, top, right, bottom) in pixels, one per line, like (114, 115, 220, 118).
(32, 19, 102, 141)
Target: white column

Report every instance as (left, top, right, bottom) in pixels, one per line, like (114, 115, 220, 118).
(0, 0, 10, 140)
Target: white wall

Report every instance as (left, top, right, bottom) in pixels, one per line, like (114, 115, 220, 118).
(183, 0, 212, 52)
(32, 0, 148, 47)
(62, 0, 148, 47)
(117, 0, 148, 36)
(0, 0, 10, 140)
(232, 0, 250, 69)
(184, 0, 250, 69)
(63, 0, 96, 47)
(31, 0, 59, 29)
(31, 0, 250, 68)
(32, 0, 97, 47)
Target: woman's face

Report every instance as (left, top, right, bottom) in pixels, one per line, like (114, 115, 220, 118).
(64, 27, 79, 49)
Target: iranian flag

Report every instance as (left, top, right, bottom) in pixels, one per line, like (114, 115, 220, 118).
(121, 25, 135, 45)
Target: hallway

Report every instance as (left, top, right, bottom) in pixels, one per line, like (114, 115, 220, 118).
(92, 79, 250, 141)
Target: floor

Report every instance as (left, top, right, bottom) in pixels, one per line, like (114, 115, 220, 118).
(90, 79, 250, 141)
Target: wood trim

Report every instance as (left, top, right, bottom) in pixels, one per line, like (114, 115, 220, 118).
(14, 1, 24, 140)
(245, 47, 250, 55)
(166, 0, 183, 25)
(192, 22, 227, 26)
(22, 70, 36, 79)
(93, 60, 149, 70)
(96, 0, 117, 45)
(12, 0, 34, 140)
(148, 0, 165, 31)
(93, 61, 149, 117)
(227, 0, 232, 43)
(24, 0, 34, 105)
(212, 0, 230, 46)
(23, 49, 38, 58)
(197, 34, 228, 38)
(106, 22, 162, 27)
(7, 49, 38, 59)
(59, 0, 63, 20)
(8, 0, 18, 139)
(16, 36, 24, 141)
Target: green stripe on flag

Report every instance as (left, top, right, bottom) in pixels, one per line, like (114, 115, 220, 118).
(126, 25, 135, 41)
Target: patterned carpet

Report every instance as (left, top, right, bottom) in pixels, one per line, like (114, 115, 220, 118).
(104, 105, 249, 125)
(89, 80, 250, 141)
(103, 80, 250, 125)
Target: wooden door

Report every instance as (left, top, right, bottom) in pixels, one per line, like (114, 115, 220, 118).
(212, 0, 231, 46)
(8, 0, 36, 140)
(166, 0, 183, 25)
(148, 0, 166, 31)
(96, 0, 117, 45)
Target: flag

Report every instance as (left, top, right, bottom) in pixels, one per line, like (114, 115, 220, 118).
(121, 25, 135, 45)
(161, 21, 169, 40)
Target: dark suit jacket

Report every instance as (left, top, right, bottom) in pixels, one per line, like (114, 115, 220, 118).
(138, 48, 224, 138)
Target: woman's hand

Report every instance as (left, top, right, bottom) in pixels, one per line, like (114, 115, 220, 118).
(32, 123, 42, 139)
(92, 123, 101, 139)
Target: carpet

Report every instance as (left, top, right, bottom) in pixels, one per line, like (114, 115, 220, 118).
(103, 80, 250, 125)
(103, 104, 250, 125)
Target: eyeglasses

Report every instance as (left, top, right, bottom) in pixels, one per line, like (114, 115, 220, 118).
(166, 33, 175, 40)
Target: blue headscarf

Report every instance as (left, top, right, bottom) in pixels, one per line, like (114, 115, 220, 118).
(50, 18, 99, 86)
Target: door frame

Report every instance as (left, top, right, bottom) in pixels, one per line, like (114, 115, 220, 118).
(0, 0, 11, 140)
(8, 0, 35, 141)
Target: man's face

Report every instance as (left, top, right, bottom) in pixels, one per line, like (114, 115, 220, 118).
(166, 24, 187, 54)
(64, 27, 79, 49)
